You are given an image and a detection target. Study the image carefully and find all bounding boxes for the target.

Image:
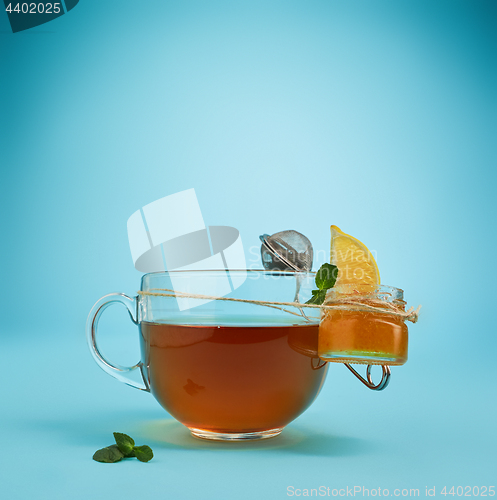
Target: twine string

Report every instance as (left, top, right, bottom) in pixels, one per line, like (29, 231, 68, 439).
(137, 288, 421, 323)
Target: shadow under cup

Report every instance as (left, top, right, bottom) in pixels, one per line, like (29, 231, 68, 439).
(87, 270, 328, 441)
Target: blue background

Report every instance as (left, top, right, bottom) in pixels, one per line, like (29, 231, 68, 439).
(1, 1, 495, 499)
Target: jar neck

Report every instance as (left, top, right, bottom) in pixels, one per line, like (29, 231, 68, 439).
(325, 284, 406, 310)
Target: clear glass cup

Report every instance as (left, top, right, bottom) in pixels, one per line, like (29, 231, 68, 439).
(86, 270, 328, 441)
(318, 284, 409, 365)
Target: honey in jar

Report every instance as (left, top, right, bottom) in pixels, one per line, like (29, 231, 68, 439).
(318, 284, 409, 365)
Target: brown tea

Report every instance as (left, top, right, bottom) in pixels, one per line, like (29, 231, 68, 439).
(140, 321, 328, 434)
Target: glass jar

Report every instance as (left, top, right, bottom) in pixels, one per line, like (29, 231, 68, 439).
(318, 284, 409, 365)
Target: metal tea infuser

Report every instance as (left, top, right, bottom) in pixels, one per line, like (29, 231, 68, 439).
(260, 229, 391, 391)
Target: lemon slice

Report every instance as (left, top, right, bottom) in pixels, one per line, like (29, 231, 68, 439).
(330, 225, 380, 285)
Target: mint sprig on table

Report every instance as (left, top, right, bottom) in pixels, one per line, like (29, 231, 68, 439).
(93, 433, 153, 463)
(305, 263, 338, 305)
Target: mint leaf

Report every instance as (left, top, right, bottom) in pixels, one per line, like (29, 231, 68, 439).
(305, 290, 327, 305)
(315, 263, 338, 290)
(94, 433, 154, 464)
(113, 432, 135, 456)
(93, 444, 124, 463)
(133, 445, 154, 463)
(305, 263, 338, 305)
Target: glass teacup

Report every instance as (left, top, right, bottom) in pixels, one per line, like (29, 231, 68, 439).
(86, 270, 328, 441)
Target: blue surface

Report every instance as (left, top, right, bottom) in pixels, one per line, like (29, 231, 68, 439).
(1, 1, 496, 499)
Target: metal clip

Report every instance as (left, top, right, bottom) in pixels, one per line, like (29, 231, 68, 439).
(344, 363, 391, 391)
(311, 357, 327, 370)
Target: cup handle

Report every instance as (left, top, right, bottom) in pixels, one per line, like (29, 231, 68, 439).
(86, 293, 150, 392)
